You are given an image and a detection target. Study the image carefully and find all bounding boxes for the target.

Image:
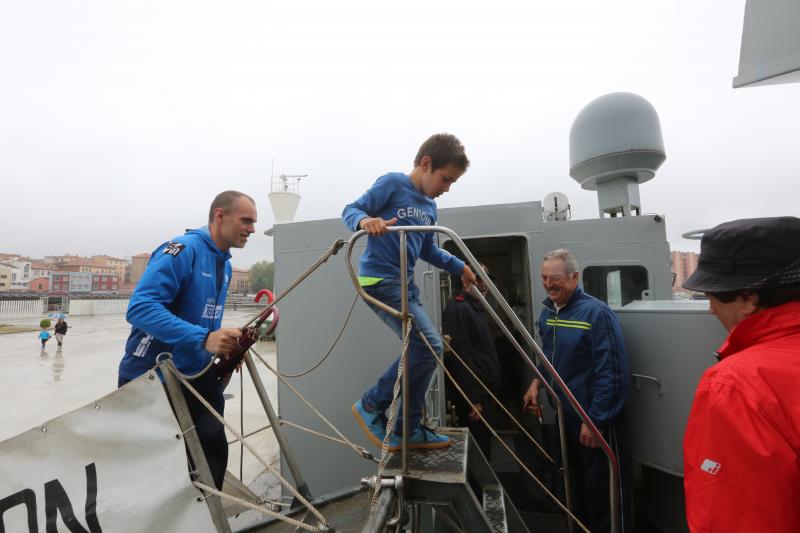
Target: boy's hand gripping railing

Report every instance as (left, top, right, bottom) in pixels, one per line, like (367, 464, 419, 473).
(345, 225, 621, 533)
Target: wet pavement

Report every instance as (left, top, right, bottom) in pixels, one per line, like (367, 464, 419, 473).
(0, 310, 279, 488)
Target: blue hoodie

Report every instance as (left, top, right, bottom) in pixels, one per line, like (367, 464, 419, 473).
(536, 288, 629, 434)
(118, 226, 232, 380)
(341, 172, 465, 281)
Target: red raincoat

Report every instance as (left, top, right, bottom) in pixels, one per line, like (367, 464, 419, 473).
(684, 301, 800, 532)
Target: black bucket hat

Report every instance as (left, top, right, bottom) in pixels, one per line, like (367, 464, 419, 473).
(683, 216, 800, 293)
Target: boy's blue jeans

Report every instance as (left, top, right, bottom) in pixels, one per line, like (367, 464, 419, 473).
(361, 279, 443, 435)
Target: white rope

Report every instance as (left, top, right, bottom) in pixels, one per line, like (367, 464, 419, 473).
(166, 364, 328, 527)
(368, 318, 412, 515)
(192, 481, 322, 532)
(280, 419, 376, 461)
(249, 348, 376, 463)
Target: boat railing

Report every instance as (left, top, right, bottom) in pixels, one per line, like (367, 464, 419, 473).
(345, 225, 621, 533)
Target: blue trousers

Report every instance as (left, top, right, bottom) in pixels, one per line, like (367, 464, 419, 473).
(361, 279, 443, 434)
(564, 422, 630, 533)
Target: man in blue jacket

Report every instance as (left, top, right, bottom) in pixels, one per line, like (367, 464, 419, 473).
(119, 190, 257, 489)
(523, 248, 628, 533)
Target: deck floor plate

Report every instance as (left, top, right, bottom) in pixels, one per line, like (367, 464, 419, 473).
(383, 428, 469, 484)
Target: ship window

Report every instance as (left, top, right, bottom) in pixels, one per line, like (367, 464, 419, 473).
(583, 265, 649, 308)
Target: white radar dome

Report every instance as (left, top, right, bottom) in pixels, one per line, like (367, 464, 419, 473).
(569, 92, 666, 191)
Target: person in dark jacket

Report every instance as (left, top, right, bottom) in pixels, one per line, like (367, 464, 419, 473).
(118, 190, 257, 489)
(54, 318, 68, 348)
(522, 248, 628, 533)
(442, 264, 500, 457)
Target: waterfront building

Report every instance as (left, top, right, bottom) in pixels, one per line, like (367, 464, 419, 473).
(28, 277, 50, 292)
(670, 250, 700, 295)
(130, 253, 151, 284)
(230, 267, 251, 294)
(0, 264, 12, 291)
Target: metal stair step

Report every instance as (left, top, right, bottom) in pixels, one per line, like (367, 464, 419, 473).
(482, 485, 509, 533)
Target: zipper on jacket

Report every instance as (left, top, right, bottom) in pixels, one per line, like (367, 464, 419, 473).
(215, 258, 225, 325)
(550, 308, 558, 390)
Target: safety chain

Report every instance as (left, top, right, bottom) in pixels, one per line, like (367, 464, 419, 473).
(165, 364, 328, 528)
(249, 347, 376, 463)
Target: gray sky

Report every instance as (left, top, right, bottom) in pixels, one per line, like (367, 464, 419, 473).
(2, 0, 798, 268)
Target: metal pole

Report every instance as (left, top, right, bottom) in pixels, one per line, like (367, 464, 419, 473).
(345, 232, 402, 319)
(444, 227, 619, 533)
(243, 352, 313, 503)
(242, 239, 346, 329)
(399, 230, 410, 476)
(443, 230, 618, 533)
(158, 359, 232, 533)
(468, 286, 575, 531)
(361, 488, 398, 533)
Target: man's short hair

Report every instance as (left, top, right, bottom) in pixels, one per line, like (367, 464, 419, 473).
(208, 190, 255, 223)
(543, 249, 579, 275)
(414, 133, 470, 172)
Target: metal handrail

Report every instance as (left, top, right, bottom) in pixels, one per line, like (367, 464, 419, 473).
(345, 225, 621, 533)
(467, 286, 574, 531)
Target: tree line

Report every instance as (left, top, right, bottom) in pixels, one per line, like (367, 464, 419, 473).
(249, 260, 274, 293)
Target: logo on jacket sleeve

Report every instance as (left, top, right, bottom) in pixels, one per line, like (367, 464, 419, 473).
(132, 334, 153, 358)
(700, 458, 721, 475)
(163, 242, 185, 257)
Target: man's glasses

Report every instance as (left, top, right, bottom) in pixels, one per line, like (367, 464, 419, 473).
(541, 274, 568, 283)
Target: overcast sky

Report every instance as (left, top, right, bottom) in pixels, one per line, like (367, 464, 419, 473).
(2, 1, 798, 268)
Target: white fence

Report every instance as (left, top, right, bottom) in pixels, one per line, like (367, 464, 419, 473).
(68, 299, 129, 316)
(0, 299, 46, 320)
(0, 298, 129, 319)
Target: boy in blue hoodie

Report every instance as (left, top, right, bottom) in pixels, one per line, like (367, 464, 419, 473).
(344, 133, 476, 451)
(118, 190, 256, 489)
(39, 328, 51, 348)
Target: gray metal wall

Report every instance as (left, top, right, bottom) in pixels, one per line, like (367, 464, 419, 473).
(617, 300, 726, 475)
(273, 219, 436, 498)
(273, 202, 677, 499)
(539, 214, 673, 307)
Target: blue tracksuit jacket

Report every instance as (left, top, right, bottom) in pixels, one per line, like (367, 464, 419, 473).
(118, 226, 232, 380)
(341, 172, 465, 280)
(536, 288, 629, 433)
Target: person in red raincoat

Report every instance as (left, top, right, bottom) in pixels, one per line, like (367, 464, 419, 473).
(682, 216, 800, 533)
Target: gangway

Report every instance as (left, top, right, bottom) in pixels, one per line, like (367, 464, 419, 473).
(151, 225, 619, 533)
(343, 226, 621, 533)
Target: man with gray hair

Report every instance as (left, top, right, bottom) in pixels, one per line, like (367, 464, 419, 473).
(522, 248, 628, 533)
